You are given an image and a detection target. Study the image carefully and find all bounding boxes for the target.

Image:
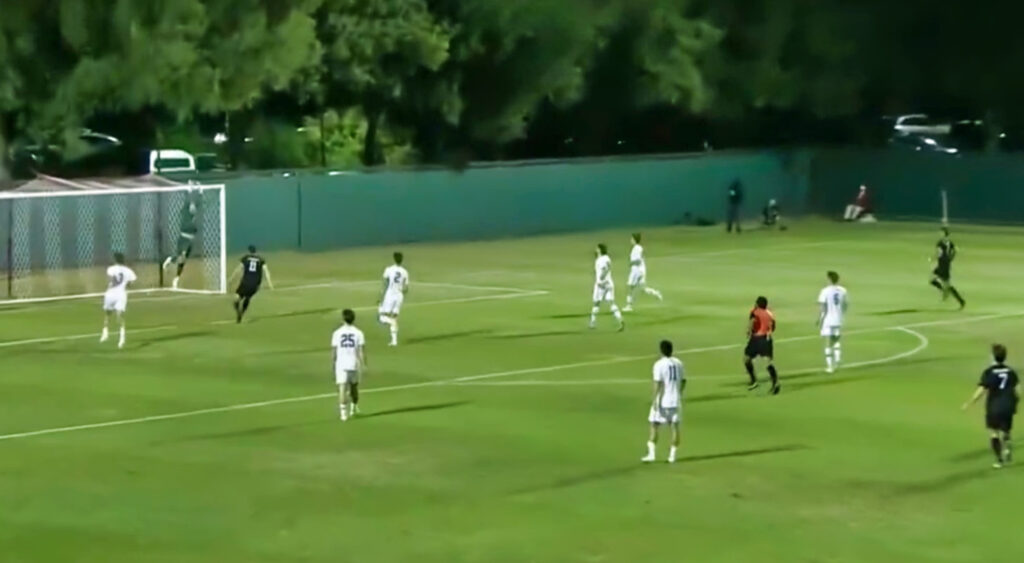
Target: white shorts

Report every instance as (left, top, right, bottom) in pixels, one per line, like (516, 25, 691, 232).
(821, 325, 842, 338)
(336, 369, 361, 385)
(649, 405, 680, 425)
(592, 283, 615, 303)
(379, 292, 404, 316)
(103, 292, 127, 313)
(628, 268, 646, 287)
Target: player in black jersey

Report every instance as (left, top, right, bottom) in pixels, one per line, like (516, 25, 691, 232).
(963, 344, 1020, 468)
(929, 227, 965, 309)
(230, 245, 274, 323)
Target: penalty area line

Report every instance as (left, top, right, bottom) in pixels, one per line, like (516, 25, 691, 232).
(0, 328, 927, 442)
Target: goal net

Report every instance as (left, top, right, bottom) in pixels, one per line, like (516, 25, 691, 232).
(0, 184, 226, 303)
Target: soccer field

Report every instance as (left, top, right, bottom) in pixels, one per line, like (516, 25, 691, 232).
(2, 219, 1022, 562)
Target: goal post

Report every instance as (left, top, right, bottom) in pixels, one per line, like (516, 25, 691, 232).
(0, 184, 226, 303)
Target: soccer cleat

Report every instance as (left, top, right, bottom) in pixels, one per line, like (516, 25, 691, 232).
(623, 306, 634, 312)
(388, 341, 398, 347)
(641, 454, 656, 463)
(747, 382, 759, 391)
(771, 384, 781, 395)
(1004, 448, 1013, 464)
(667, 456, 676, 464)
(825, 367, 834, 374)
(993, 461, 1003, 469)
(117, 339, 125, 349)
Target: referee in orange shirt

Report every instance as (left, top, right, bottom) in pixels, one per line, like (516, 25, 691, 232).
(745, 296, 780, 395)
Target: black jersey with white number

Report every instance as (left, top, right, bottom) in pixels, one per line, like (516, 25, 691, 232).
(240, 254, 266, 285)
(936, 238, 957, 266)
(979, 364, 1020, 413)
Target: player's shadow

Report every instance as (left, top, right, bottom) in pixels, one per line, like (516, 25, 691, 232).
(868, 308, 925, 316)
(135, 330, 214, 349)
(688, 391, 751, 404)
(359, 401, 470, 420)
(151, 421, 326, 445)
(871, 463, 1023, 497)
(948, 448, 992, 462)
(404, 330, 493, 345)
(512, 445, 808, 495)
(491, 330, 579, 340)
(254, 307, 337, 322)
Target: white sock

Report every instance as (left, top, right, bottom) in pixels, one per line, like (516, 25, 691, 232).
(834, 342, 842, 363)
(647, 440, 656, 457)
(590, 306, 599, 324)
(611, 305, 622, 322)
(118, 327, 125, 343)
(825, 346, 834, 370)
(390, 324, 398, 343)
(626, 293, 635, 307)
(668, 446, 677, 461)
(100, 327, 109, 339)
(645, 287, 663, 299)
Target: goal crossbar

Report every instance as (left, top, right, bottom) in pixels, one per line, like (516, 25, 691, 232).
(0, 183, 227, 304)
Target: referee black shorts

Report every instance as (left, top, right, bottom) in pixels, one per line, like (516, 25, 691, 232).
(745, 336, 774, 359)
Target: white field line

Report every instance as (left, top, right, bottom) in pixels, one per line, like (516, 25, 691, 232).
(452, 327, 929, 386)
(0, 325, 932, 442)
(0, 326, 176, 349)
(0, 289, 549, 349)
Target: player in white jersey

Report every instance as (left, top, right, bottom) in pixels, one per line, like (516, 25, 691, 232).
(100, 252, 137, 349)
(589, 244, 624, 331)
(332, 309, 367, 421)
(624, 233, 663, 312)
(378, 251, 409, 346)
(642, 340, 686, 463)
(817, 270, 849, 373)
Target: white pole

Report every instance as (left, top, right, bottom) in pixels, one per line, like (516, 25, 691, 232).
(941, 189, 949, 226)
(219, 185, 227, 294)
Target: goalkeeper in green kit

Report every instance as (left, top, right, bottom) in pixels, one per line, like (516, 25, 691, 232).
(162, 189, 200, 289)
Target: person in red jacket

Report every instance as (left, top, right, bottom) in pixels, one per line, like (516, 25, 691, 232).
(844, 185, 871, 221)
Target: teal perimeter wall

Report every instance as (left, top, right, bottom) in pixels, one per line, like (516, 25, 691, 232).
(224, 152, 807, 253)
(809, 149, 1024, 224)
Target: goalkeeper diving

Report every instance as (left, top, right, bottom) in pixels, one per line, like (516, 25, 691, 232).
(162, 188, 201, 289)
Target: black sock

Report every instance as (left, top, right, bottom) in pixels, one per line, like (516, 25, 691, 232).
(949, 286, 965, 305)
(767, 364, 779, 386)
(242, 296, 252, 313)
(929, 279, 944, 292)
(176, 262, 185, 277)
(991, 436, 1004, 462)
(350, 383, 359, 405)
(744, 360, 756, 384)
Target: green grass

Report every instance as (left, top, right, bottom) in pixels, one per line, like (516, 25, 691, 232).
(1, 220, 1022, 563)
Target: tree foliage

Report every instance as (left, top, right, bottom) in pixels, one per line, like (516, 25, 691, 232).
(3, 0, 1022, 175)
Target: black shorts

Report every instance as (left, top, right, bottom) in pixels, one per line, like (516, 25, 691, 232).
(986, 410, 1015, 433)
(236, 282, 260, 298)
(933, 264, 951, 282)
(745, 336, 773, 359)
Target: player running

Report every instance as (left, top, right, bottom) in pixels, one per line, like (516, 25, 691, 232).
(642, 340, 685, 464)
(930, 227, 966, 309)
(378, 252, 409, 347)
(162, 189, 200, 289)
(332, 309, 367, 421)
(745, 296, 780, 395)
(229, 245, 274, 323)
(624, 233, 663, 312)
(100, 252, 137, 349)
(590, 243, 624, 331)
(963, 344, 1020, 469)
(817, 271, 848, 374)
